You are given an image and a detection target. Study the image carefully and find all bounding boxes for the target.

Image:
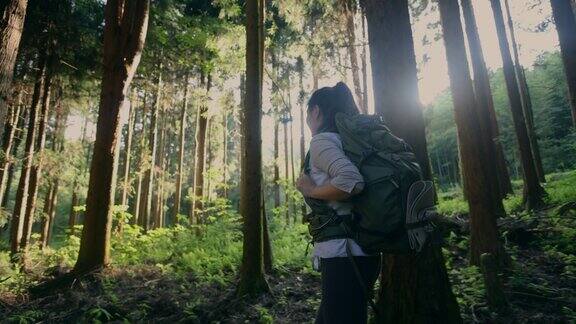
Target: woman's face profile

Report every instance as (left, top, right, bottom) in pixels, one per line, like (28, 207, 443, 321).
(307, 105, 322, 135)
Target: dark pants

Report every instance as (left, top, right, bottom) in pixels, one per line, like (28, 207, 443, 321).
(315, 256, 381, 324)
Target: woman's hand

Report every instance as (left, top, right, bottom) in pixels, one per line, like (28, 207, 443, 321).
(297, 173, 316, 197)
(297, 173, 353, 201)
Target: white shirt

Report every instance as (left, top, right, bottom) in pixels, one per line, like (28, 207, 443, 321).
(307, 132, 368, 269)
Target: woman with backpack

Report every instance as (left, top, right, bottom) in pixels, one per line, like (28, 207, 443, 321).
(296, 82, 380, 324)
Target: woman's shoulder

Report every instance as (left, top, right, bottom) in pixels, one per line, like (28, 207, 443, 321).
(310, 132, 341, 146)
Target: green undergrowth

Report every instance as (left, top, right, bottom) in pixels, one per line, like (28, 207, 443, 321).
(0, 200, 311, 294)
(437, 170, 576, 216)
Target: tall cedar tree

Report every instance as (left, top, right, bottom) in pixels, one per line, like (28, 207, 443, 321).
(139, 66, 161, 230)
(0, 0, 28, 137)
(459, 0, 505, 211)
(20, 61, 54, 257)
(550, 0, 576, 126)
(40, 103, 65, 248)
(0, 87, 22, 203)
(460, 0, 513, 198)
(296, 56, 307, 220)
(490, 0, 546, 210)
(438, 0, 508, 266)
(68, 117, 89, 235)
(74, 0, 149, 273)
(503, 0, 546, 183)
(191, 74, 209, 225)
(340, 0, 366, 113)
(120, 93, 136, 209)
(361, 0, 461, 322)
(237, 0, 270, 296)
(9, 52, 45, 259)
(133, 93, 148, 221)
(173, 74, 189, 218)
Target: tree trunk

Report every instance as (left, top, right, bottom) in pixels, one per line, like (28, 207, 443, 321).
(461, 0, 513, 198)
(45, 181, 58, 245)
(551, 0, 576, 126)
(133, 92, 147, 222)
(153, 103, 167, 228)
(120, 92, 136, 208)
(222, 108, 228, 199)
(360, 12, 369, 114)
(341, 0, 366, 113)
(74, 0, 149, 274)
(139, 66, 161, 231)
(283, 120, 290, 224)
(361, 0, 461, 322)
(69, 116, 89, 235)
(68, 191, 78, 233)
(439, 0, 508, 266)
(262, 191, 272, 273)
(490, 0, 546, 210)
(1, 103, 26, 208)
(237, 0, 269, 296)
(40, 184, 53, 248)
(273, 118, 280, 208)
(40, 98, 65, 249)
(297, 57, 307, 221)
(0, 89, 22, 203)
(0, 0, 28, 138)
(21, 65, 54, 254)
(174, 74, 189, 218)
(190, 74, 210, 225)
(503, 0, 546, 183)
(9, 53, 45, 259)
(205, 118, 212, 204)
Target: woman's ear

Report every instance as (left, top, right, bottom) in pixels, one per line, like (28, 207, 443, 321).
(311, 105, 321, 121)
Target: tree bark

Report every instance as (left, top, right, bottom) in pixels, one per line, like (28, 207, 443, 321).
(153, 103, 167, 228)
(68, 116, 89, 235)
(222, 108, 228, 198)
(439, 0, 508, 267)
(190, 74, 210, 225)
(0, 88, 22, 203)
(341, 0, 366, 114)
(74, 0, 149, 274)
(139, 66, 161, 231)
(40, 184, 53, 248)
(490, 0, 546, 210)
(133, 92, 147, 222)
(503, 0, 546, 183)
(283, 120, 290, 224)
(297, 57, 307, 221)
(40, 92, 65, 249)
(361, 0, 461, 322)
(237, 0, 269, 296)
(360, 12, 369, 114)
(20, 64, 54, 254)
(461, 0, 513, 198)
(0, 0, 28, 138)
(9, 53, 45, 259)
(120, 91, 136, 208)
(262, 192, 273, 273)
(550, 0, 576, 127)
(1, 102, 26, 208)
(174, 74, 189, 219)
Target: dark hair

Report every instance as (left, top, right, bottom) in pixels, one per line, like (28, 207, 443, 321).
(307, 82, 360, 133)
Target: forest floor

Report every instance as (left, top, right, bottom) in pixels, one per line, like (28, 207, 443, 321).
(1, 172, 576, 323)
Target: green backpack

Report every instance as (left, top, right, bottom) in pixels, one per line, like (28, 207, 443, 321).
(304, 113, 434, 254)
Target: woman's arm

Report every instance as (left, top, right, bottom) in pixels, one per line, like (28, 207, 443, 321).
(297, 174, 355, 201)
(297, 133, 364, 201)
